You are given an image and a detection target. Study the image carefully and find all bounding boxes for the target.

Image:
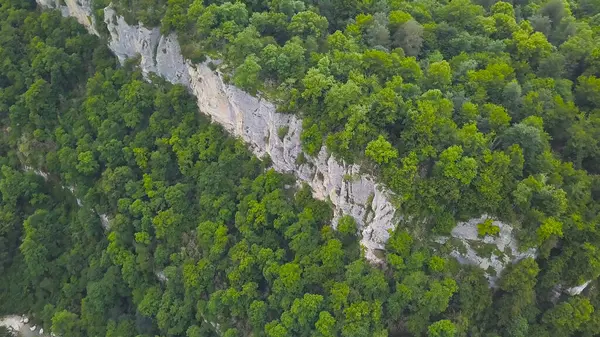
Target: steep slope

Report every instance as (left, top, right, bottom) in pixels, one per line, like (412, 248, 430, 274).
(36, 0, 534, 277)
(41, 0, 397, 262)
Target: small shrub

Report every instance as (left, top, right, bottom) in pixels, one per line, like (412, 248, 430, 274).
(277, 126, 289, 141)
(477, 219, 500, 237)
(295, 152, 307, 165)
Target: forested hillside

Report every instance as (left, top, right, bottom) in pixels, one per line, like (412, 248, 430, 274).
(1, 0, 600, 336)
(98, 0, 600, 286)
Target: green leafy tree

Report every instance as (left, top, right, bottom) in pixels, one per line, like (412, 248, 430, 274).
(436, 145, 478, 185)
(234, 54, 262, 94)
(427, 320, 456, 337)
(542, 297, 594, 336)
(365, 135, 398, 164)
(51, 310, 81, 336)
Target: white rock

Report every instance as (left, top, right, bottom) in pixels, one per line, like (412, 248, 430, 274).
(39, 0, 98, 35)
(449, 215, 536, 286)
(99, 214, 110, 230)
(23, 166, 49, 180)
(0, 315, 23, 331)
(156, 271, 168, 283)
(565, 280, 591, 296)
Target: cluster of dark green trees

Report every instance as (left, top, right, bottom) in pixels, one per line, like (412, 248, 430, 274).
(1, 0, 600, 336)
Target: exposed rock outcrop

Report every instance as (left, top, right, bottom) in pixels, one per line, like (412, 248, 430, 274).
(73, 4, 399, 262)
(36, 0, 535, 271)
(565, 280, 592, 296)
(37, 0, 98, 35)
(438, 215, 537, 286)
(0, 315, 49, 337)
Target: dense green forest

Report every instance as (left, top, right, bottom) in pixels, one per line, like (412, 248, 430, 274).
(1, 0, 600, 336)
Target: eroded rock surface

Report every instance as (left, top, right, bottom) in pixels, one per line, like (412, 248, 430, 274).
(98, 5, 398, 262)
(35, 0, 534, 271)
(448, 215, 537, 286)
(38, 0, 98, 35)
(565, 280, 592, 296)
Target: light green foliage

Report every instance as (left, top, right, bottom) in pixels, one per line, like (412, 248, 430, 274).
(233, 54, 262, 94)
(425, 61, 452, 89)
(337, 215, 357, 237)
(265, 321, 288, 337)
(288, 11, 329, 39)
(385, 151, 419, 200)
(387, 230, 413, 257)
(51, 310, 80, 336)
(477, 219, 500, 237)
(161, 0, 191, 33)
(500, 258, 540, 293)
(542, 297, 594, 336)
(436, 146, 478, 185)
(277, 126, 289, 140)
(513, 175, 567, 217)
(428, 320, 457, 337)
(482, 103, 512, 132)
(282, 293, 324, 333)
(428, 256, 446, 273)
(300, 122, 322, 155)
(537, 217, 564, 242)
(302, 68, 335, 103)
(576, 75, 600, 110)
(511, 28, 553, 64)
(365, 135, 398, 164)
(76, 151, 99, 174)
(315, 311, 336, 337)
(389, 10, 413, 27)
(491, 1, 515, 16)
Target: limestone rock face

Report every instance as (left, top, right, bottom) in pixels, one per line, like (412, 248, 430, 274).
(34, 0, 533, 272)
(104, 8, 160, 70)
(448, 215, 537, 286)
(565, 281, 591, 296)
(39, 0, 99, 35)
(49, 4, 398, 262)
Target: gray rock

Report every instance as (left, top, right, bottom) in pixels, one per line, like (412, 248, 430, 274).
(98, 5, 399, 262)
(565, 280, 591, 296)
(34, 0, 531, 270)
(99, 214, 110, 230)
(104, 7, 160, 71)
(41, 0, 99, 35)
(449, 215, 537, 286)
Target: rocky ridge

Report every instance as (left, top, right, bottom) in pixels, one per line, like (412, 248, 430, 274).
(37, 0, 397, 262)
(36, 0, 537, 272)
(444, 216, 537, 286)
(99, 6, 398, 261)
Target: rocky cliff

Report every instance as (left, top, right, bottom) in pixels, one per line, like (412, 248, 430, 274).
(101, 7, 398, 262)
(36, 0, 538, 273)
(444, 215, 537, 286)
(37, 1, 397, 262)
(37, 0, 99, 35)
